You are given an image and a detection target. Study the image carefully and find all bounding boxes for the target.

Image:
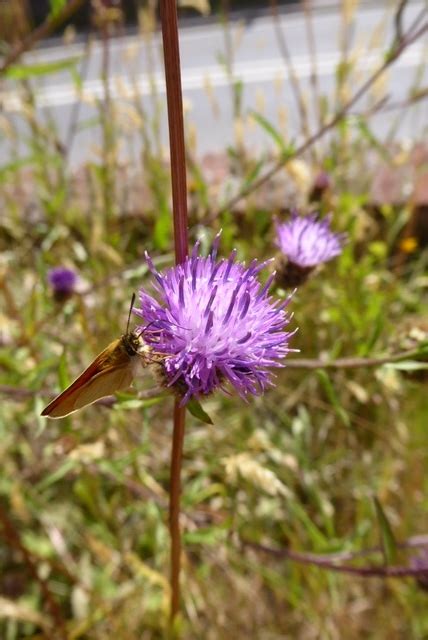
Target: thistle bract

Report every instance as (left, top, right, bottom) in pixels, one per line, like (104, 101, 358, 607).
(276, 212, 345, 269)
(134, 238, 296, 403)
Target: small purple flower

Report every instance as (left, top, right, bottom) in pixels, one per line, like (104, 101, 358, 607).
(134, 237, 296, 403)
(48, 267, 78, 301)
(276, 212, 345, 269)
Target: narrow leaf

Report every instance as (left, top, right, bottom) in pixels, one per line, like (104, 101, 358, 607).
(374, 497, 398, 565)
(5, 58, 79, 80)
(316, 369, 350, 428)
(36, 459, 77, 491)
(353, 117, 391, 162)
(250, 111, 287, 153)
(242, 158, 264, 190)
(184, 526, 226, 546)
(113, 393, 164, 410)
(49, 0, 67, 17)
(186, 398, 213, 424)
(58, 352, 70, 389)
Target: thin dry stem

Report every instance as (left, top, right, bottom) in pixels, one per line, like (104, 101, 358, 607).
(244, 539, 428, 579)
(284, 347, 427, 370)
(303, 0, 322, 131)
(0, 0, 86, 74)
(213, 18, 428, 217)
(65, 35, 93, 161)
(270, 0, 313, 157)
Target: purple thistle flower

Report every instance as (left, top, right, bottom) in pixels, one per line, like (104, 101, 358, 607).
(134, 237, 296, 404)
(276, 212, 346, 269)
(48, 267, 78, 301)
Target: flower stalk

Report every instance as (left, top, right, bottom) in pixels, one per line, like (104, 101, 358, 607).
(160, 0, 189, 265)
(169, 401, 186, 620)
(159, 0, 189, 624)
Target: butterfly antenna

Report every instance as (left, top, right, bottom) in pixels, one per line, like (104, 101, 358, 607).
(126, 293, 136, 333)
(136, 319, 189, 339)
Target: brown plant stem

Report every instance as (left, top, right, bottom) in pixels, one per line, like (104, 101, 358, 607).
(284, 347, 427, 370)
(0, 0, 86, 74)
(159, 0, 189, 625)
(169, 400, 186, 619)
(247, 534, 428, 564)
(160, 0, 189, 265)
(243, 539, 428, 579)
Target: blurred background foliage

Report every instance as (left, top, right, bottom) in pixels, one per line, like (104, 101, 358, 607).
(1, 0, 428, 638)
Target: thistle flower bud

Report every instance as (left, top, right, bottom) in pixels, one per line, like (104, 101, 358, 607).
(275, 212, 346, 288)
(47, 267, 78, 302)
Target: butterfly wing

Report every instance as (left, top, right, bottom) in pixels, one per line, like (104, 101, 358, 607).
(41, 339, 135, 419)
(45, 364, 136, 418)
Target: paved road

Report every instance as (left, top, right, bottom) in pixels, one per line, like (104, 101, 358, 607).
(0, 0, 427, 166)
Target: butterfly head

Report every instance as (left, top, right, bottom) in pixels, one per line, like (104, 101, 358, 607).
(122, 331, 146, 356)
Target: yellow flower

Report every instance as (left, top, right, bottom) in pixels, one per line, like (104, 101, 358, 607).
(399, 236, 418, 254)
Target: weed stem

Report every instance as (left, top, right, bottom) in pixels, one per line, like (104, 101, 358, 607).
(159, 0, 189, 625)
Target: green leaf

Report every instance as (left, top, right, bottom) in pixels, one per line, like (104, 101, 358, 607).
(58, 352, 70, 390)
(184, 481, 225, 507)
(287, 500, 328, 547)
(335, 60, 352, 86)
(184, 526, 226, 546)
(70, 66, 84, 92)
(5, 58, 79, 80)
(352, 117, 391, 162)
(113, 393, 164, 410)
(316, 370, 350, 428)
(242, 158, 264, 191)
(153, 211, 171, 250)
(233, 79, 243, 116)
(22, 531, 54, 558)
(374, 497, 398, 565)
(0, 156, 37, 183)
(250, 111, 287, 153)
(360, 312, 384, 355)
(49, 0, 67, 17)
(36, 459, 77, 491)
(186, 399, 213, 424)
